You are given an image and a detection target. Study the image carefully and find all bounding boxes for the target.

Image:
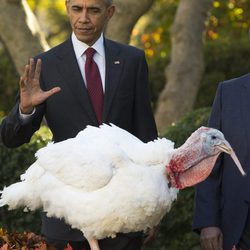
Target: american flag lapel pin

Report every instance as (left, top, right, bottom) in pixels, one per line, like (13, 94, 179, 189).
(114, 60, 120, 65)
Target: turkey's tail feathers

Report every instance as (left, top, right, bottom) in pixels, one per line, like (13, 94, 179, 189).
(0, 181, 41, 211)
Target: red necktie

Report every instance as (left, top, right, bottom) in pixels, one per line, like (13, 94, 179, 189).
(85, 48, 104, 125)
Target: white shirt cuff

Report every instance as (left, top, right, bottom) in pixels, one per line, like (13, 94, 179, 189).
(19, 106, 36, 121)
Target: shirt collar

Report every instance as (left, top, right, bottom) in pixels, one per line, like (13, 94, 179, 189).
(71, 32, 105, 59)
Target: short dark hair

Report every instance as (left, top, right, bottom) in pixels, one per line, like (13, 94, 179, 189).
(104, 0, 113, 6)
(66, 0, 113, 6)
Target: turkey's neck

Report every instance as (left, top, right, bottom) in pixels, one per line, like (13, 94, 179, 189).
(165, 143, 204, 189)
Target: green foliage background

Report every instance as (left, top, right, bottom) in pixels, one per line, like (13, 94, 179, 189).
(132, 0, 250, 108)
(0, 47, 19, 114)
(0, 126, 52, 234)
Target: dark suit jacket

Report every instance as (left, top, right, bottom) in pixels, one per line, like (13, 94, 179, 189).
(0, 37, 157, 240)
(193, 73, 250, 249)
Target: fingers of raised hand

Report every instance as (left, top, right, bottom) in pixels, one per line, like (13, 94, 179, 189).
(28, 58, 35, 80)
(19, 64, 29, 89)
(28, 58, 41, 83)
(34, 58, 42, 81)
(20, 58, 41, 88)
(43, 87, 61, 100)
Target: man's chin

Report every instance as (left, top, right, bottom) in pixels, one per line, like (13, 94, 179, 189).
(75, 33, 99, 46)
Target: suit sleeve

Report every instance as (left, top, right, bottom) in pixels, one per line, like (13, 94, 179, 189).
(132, 52, 158, 142)
(192, 83, 224, 231)
(0, 96, 45, 148)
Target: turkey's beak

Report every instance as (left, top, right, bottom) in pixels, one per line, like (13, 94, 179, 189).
(216, 142, 246, 176)
(216, 142, 232, 154)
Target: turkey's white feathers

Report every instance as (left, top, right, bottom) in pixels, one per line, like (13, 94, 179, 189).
(0, 124, 178, 240)
(80, 124, 175, 165)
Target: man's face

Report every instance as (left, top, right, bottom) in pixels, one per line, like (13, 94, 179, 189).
(66, 0, 115, 46)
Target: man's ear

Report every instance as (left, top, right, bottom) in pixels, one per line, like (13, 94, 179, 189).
(65, 0, 70, 16)
(107, 5, 115, 20)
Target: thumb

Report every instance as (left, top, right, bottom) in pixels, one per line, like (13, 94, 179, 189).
(43, 87, 61, 99)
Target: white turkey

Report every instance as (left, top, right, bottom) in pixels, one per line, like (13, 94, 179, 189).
(0, 124, 245, 250)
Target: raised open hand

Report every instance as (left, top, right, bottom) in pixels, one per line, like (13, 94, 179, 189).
(19, 58, 61, 114)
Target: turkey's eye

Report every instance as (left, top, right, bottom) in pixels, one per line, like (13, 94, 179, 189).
(211, 135, 217, 140)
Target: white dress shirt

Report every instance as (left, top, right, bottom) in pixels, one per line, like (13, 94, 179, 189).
(71, 32, 106, 92)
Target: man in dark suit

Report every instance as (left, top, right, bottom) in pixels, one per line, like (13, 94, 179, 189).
(0, 0, 158, 249)
(193, 74, 250, 250)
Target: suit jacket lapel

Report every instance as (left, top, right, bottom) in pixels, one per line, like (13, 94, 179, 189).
(56, 39, 98, 124)
(103, 39, 124, 122)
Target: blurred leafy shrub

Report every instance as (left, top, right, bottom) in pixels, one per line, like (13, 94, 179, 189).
(196, 38, 250, 108)
(132, 0, 250, 111)
(0, 44, 19, 115)
(144, 107, 210, 250)
(0, 123, 52, 234)
(147, 37, 250, 112)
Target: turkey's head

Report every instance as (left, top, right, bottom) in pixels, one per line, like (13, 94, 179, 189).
(166, 127, 245, 189)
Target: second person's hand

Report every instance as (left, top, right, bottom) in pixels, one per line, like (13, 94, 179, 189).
(200, 226, 223, 250)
